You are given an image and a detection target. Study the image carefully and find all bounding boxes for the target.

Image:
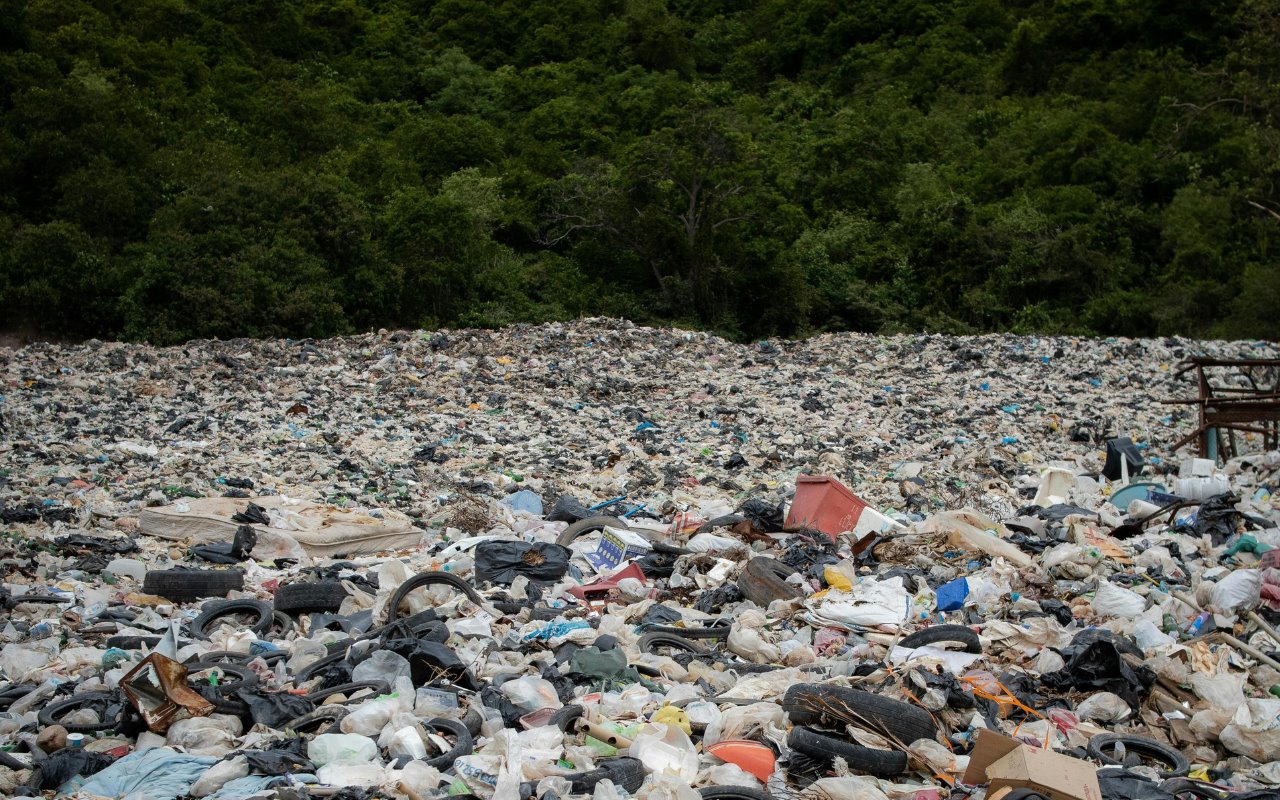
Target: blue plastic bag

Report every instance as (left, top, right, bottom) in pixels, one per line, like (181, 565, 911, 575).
(936, 577, 969, 611)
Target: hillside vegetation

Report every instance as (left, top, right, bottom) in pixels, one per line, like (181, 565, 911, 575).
(1, 0, 1278, 342)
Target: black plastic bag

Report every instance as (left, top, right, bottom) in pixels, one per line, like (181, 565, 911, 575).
(474, 541, 570, 585)
(1188, 493, 1243, 545)
(193, 524, 258, 564)
(240, 741, 315, 775)
(694, 583, 743, 613)
(639, 605, 682, 626)
(479, 685, 525, 728)
(635, 550, 679, 578)
(236, 689, 314, 728)
(30, 750, 116, 790)
(379, 638, 479, 691)
(1097, 769, 1176, 800)
(738, 498, 785, 531)
(1042, 630, 1153, 709)
(231, 503, 270, 526)
(547, 495, 591, 523)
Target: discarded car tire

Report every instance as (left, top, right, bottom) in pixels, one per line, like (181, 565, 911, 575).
(556, 516, 629, 547)
(699, 787, 774, 800)
(271, 611, 294, 636)
(641, 622, 732, 640)
(294, 650, 350, 684)
(898, 624, 981, 654)
(738, 557, 803, 606)
(519, 757, 646, 799)
(190, 599, 274, 639)
(191, 650, 286, 668)
(638, 632, 710, 656)
(37, 692, 128, 733)
(142, 569, 244, 601)
(462, 706, 484, 737)
(386, 571, 486, 622)
(424, 717, 473, 770)
(696, 514, 746, 533)
(1088, 733, 1190, 777)
(189, 663, 258, 717)
(285, 704, 350, 734)
(306, 680, 390, 705)
(492, 601, 564, 621)
(783, 684, 937, 745)
(788, 725, 908, 777)
(550, 704, 584, 731)
(274, 581, 348, 614)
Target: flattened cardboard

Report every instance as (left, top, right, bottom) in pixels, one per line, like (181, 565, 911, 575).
(962, 729, 1101, 800)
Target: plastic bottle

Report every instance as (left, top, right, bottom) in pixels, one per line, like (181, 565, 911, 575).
(9, 677, 65, 715)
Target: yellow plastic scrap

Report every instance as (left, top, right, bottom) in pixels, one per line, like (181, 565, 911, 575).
(823, 565, 853, 592)
(653, 704, 692, 735)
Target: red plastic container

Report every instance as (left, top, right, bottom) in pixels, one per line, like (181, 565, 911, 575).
(785, 475, 868, 539)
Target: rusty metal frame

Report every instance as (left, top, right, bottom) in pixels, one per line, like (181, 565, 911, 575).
(1163, 357, 1280, 460)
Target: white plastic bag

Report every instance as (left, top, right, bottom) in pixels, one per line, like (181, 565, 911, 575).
(1219, 698, 1280, 761)
(1075, 692, 1130, 723)
(630, 723, 699, 781)
(501, 675, 563, 712)
(1091, 580, 1146, 617)
(308, 733, 379, 766)
(1210, 569, 1262, 613)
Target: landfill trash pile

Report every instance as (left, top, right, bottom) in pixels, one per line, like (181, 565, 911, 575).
(0, 318, 1278, 800)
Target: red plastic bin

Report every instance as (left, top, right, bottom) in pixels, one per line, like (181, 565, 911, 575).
(785, 475, 869, 539)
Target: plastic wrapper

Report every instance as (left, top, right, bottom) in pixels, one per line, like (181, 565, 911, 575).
(308, 733, 380, 766)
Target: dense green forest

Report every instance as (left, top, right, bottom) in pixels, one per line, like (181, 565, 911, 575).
(1, 0, 1278, 343)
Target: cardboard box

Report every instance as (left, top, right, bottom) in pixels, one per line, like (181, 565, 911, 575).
(584, 526, 651, 571)
(962, 730, 1101, 800)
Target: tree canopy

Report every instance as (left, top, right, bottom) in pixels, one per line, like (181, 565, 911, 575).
(2, 0, 1277, 343)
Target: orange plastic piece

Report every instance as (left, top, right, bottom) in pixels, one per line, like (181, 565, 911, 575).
(786, 475, 869, 538)
(706, 739, 776, 782)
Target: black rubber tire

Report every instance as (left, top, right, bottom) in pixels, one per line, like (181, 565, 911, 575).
(293, 649, 351, 684)
(274, 581, 348, 614)
(696, 514, 746, 533)
(306, 680, 389, 705)
(105, 635, 193, 650)
(738, 557, 802, 606)
(1088, 734, 1190, 778)
(190, 599, 274, 639)
(190, 650, 287, 668)
(424, 717, 473, 770)
(462, 706, 484, 737)
(556, 516, 629, 547)
(492, 602, 564, 621)
(783, 684, 937, 745)
(271, 611, 294, 636)
(519, 757, 646, 799)
(898, 624, 982, 654)
(37, 692, 126, 733)
(0, 750, 25, 770)
(386, 571, 485, 622)
(640, 623, 732, 640)
(188, 662, 259, 716)
(638, 632, 710, 656)
(550, 704, 584, 731)
(285, 704, 350, 734)
(0, 684, 33, 710)
(788, 725, 907, 777)
(9, 595, 67, 607)
(142, 569, 244, 601)
(699, 788, 774, 800)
